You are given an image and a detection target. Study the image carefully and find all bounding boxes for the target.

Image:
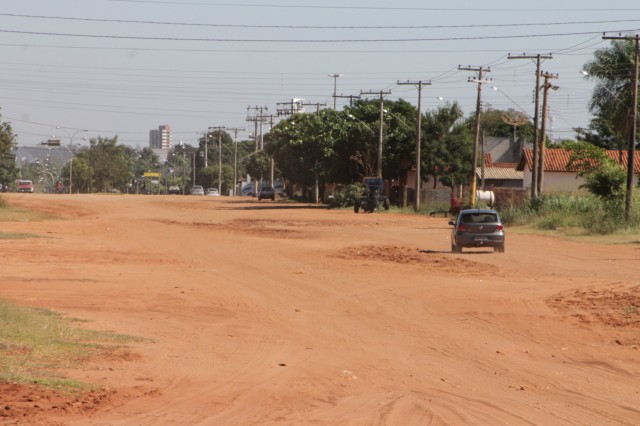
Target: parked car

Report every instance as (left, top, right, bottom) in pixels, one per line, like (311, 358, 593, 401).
(241, 182, 255, 197)
(190, 185, 205, 196)
(258, 185, 275, 201)
(17, 179, 34, 193)
(168, 185, 181, 195)
(449, 209, 505, 253)
(206, 188, 220, 196)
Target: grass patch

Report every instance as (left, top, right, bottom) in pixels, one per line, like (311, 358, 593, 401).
(499, 192, 640, 238)
(0, 232, 39, 240)
(0, 197, 52, 222)
(0, 298, 144, 391)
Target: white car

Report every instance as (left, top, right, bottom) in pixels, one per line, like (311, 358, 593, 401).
(206, 188, 220, 196)
(190, 185, 205, 195)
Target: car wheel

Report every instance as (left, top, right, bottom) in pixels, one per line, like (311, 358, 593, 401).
(354, 202, 360, 213)
(495, 243, 505, 253)
(383, 198, 390, 211)
(451, 242, 461, 253)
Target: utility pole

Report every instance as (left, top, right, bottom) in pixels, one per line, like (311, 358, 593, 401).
(603, 33, 639, 223)
(227, 127, 245, 196)
(328, 73, 341, 110)
(300, 101, 326, 114)
(246, 106, 268, 151)
(397, 79, 431, 212)
(334, 94, 361, 107)
(361, 90, 392, 178)
(459, 65, 491, 207)
(208, 126, 225, 193)
(537, 72, 559, 196)
(508, 53, 553, 199)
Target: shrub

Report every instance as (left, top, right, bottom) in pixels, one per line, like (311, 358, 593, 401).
(328, 184, 363, 208)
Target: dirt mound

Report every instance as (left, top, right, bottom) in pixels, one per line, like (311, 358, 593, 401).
(335, 245, 500, 275)
(548, 284, 640, 330)
(0, 383, 116, 425)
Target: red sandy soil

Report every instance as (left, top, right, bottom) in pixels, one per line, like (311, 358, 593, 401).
(1, 193, 639, 425)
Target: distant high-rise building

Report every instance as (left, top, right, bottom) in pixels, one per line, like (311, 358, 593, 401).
(149, 125, 172, 149)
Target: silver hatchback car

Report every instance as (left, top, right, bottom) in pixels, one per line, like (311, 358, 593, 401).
(449, 209, 505, 253)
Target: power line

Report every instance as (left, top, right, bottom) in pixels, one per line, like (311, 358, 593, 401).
(3, 13, 639, 30)
(3, 28, 639, 43)
(106, 2, 640, 12)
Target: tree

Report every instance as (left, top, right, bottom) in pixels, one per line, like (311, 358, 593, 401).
(566, 142, 626, 199)
(78, 136, 132, 192)
(270, 109, 347, 201)
(0, 114, 18, 190)
(582, 39, 638, 150)
(422, 102, 473, 189)
(245, 150, 272, 182)
(480, 107, 534, 141)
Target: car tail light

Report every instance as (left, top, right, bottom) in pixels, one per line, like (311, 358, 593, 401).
(496, 224, 503, 231)
(457, 224, 466, 232)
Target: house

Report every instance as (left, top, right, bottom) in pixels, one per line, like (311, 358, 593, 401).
(476, 154, 523, 188)
(517, 148, 640, 192)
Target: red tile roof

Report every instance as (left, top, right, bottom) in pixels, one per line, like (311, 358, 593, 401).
(517, 148, 640, 173)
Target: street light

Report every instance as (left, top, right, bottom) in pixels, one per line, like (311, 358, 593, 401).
(56, 126, 88, 194)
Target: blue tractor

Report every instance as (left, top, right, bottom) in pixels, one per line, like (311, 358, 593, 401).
(354, 177, 390, 213)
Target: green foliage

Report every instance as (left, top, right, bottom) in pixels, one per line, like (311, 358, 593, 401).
(0, 114, 18, 189)
(328, 183, 363, 208)
(582, 40, 638, 149)
(0, 298, 143, 387)
(481, 108, 533, 141)
(422, 102, 473, 189)
(566, 142, 626, 199)
(500, 192, 639, 234)
(245, 150, 273, 182)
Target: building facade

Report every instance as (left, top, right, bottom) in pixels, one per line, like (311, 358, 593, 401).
(149, 125, 172, 150)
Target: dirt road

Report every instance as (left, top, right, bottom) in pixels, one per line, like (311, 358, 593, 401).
(1, 194, 639, 425)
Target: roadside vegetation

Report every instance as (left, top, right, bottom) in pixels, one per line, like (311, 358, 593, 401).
(0, 299, 143, 391)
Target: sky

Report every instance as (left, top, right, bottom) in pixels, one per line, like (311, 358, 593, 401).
(2, 0, 640, 149)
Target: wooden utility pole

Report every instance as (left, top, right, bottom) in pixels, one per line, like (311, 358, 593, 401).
(508, 53, 553, 199)
(208, 126, 225, 193)
(603, 33, 639, 223)
(361, 90, 392, 178)
(537, 72, 559, 195)
(397, 79, 431, 211)
(334, 94, 361, 107)
(328, 73, 341, 110)
(459, 65, 491, 207)
(227, 127, 245, 196)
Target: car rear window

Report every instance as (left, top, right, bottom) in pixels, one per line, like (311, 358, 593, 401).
(462, 213, 498, 223)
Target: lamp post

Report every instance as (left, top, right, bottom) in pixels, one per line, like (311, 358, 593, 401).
(56, 127, 87, 194)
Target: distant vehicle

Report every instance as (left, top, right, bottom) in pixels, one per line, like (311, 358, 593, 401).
(241, 182, 255, 197)
(206, 188, 220, 196)
(449, 209, 505, 253)
(168, 185, 181, 195)
(354, 177, 389, 213)
(274, 179, 284, 194)
(190, 185, 205, 196)
(258, 184, 275, 201)
(17, 179, 34, 193)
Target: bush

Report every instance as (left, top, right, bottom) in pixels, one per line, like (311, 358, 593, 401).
(328, 184, 363, 208)
(499, 192, 640, 235)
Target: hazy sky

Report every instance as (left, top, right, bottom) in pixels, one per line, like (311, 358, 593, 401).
(2, 0, 640, 148)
